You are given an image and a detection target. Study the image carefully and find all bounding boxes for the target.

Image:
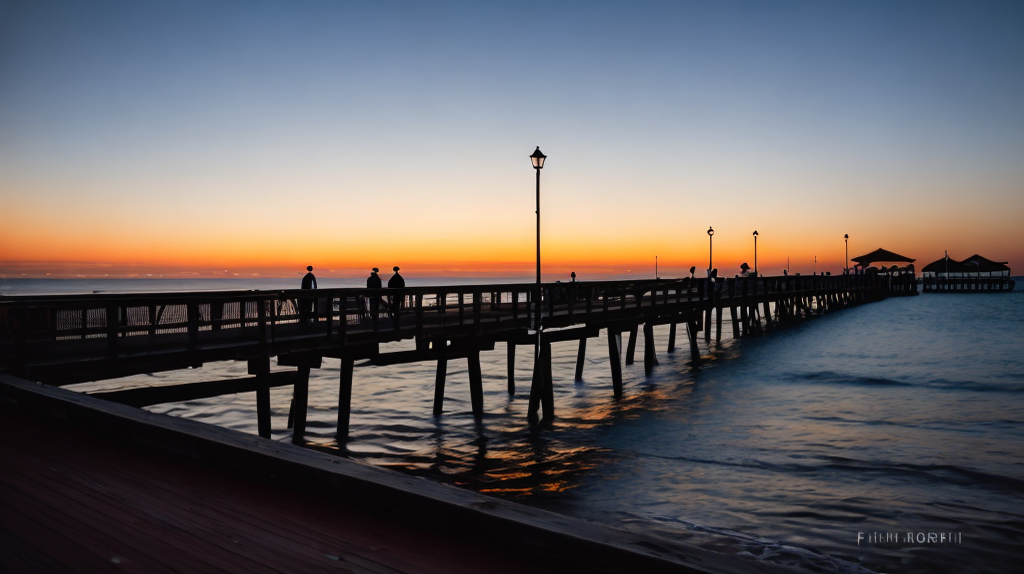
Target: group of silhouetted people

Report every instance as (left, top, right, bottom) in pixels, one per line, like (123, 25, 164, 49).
(298, 265, 406, 323)
(365, 266, 404, 316)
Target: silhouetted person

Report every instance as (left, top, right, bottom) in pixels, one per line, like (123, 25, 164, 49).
(300, 265, 317, 323)
(366, 267, 382, 318)
(388, 266, 405, 316)
(570, 271, 577, 282)
(301, 266, 317, 289)
(739, 262, 750, 277)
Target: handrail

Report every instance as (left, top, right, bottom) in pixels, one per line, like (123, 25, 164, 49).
(0, 274, 899, 354)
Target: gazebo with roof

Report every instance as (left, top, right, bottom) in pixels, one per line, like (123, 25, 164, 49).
(920, 253, 1014, 293)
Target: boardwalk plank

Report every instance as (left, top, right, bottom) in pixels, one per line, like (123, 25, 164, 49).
(0, 404, 569, 574)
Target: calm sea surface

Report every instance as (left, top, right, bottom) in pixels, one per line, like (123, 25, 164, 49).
(4, 277, 1023, 573)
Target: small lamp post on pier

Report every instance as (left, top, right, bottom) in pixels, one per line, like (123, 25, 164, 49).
(707, 226, 714, 276)
(752, 230, 758, 276)
(844, 234, 849, 274)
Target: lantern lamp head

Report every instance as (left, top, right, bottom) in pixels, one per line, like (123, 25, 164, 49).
(530, 146, 546, 169)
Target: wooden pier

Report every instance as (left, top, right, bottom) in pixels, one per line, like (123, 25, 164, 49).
(1, 272, 909, 441)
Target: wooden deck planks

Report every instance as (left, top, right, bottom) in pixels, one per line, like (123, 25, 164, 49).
(0, 406, 568, 574)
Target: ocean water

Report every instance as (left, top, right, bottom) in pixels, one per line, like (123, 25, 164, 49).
(8, 277, 1023, 573)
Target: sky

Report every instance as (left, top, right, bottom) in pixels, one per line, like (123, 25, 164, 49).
(2, 0, 1022, 280)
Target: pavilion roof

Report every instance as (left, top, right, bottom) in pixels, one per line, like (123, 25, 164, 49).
(851, 248, 916, 266)
(921, 254, 1010, 273)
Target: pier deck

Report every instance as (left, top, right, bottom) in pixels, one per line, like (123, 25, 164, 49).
(0, 402, 562, 574)
(0, 374, 793, 574)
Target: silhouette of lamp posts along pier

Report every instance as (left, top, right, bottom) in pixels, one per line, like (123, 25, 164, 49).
(845, 234, 849, 274)
(707, 226, 714, 276)
(752, 230, 758, 276)
(528, 146, 553, 426)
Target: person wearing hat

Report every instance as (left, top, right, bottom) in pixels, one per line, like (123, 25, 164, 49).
(387, 266, 405, 316)
(366, 267, 382, 319)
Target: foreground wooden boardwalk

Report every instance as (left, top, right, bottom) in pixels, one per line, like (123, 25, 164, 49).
(0, 405, 564, 574)
(1, 374, 794, 574)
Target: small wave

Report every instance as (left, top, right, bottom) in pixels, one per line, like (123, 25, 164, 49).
(820, 456, 1024, 493)
(798, 371, 913, 387)
(927, 378, 1024, 394)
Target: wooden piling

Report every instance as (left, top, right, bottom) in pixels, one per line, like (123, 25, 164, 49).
(667, 323, 677, 353)
(433, 357, 447, 416)
(643, 322, 658, 376)
(575, 337, 587, 381)
(337, 357, 354, 440)
(248, 358, 272, 439)
(468, 350, 484, 419)
(291, 366, 310, 445)
(607, 329, 623, 398)
(715, 304, 723, 343)
(506, 342, 515, 395)
(686, 320, 701, 365)
(704, 292, 713, 343)
(541, 341, 554, 424)
(625, 326, 638, 365)
(528, 339, 555, 424)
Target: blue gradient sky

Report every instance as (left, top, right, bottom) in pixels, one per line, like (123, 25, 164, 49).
(2, 0, 1022, 279)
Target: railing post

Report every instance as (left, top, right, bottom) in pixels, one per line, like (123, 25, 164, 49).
(187, 301, 199, 367)
(106, 304, 119, 369)
(473, 289, 482, 329)
(258, 297, 268, 357)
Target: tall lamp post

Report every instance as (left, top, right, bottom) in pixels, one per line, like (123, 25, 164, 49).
(844, 234, 849, 274)
(707, 226, 714, 276)
(528, 146, 547, 424)
(530, 147, 546, 332)
(752, 230, 758, 276)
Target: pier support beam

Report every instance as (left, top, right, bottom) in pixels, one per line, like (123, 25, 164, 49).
(528, 340, 554, 425)
(468, 350, 484, 419)
(625, 326, 638, 365)
(279, 354, 321, 445)
(704, 302, 713, 343)
(291, 366, 310, 445)
(337, 357, 354, 440)
(433, 357, 448, 416)
(643, 322, 658, 376)
(248, 358, 272, 439)
(607, 329, 623, 398)
(687, 320, 702, 365)
(575, 338, 586, 381)
(667, 323, 677, 353)
(506, 342, 515, 395)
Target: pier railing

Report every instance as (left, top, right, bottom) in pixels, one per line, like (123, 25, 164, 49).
(1, 273, 894, 384)
(921, 275, 1015, 293)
